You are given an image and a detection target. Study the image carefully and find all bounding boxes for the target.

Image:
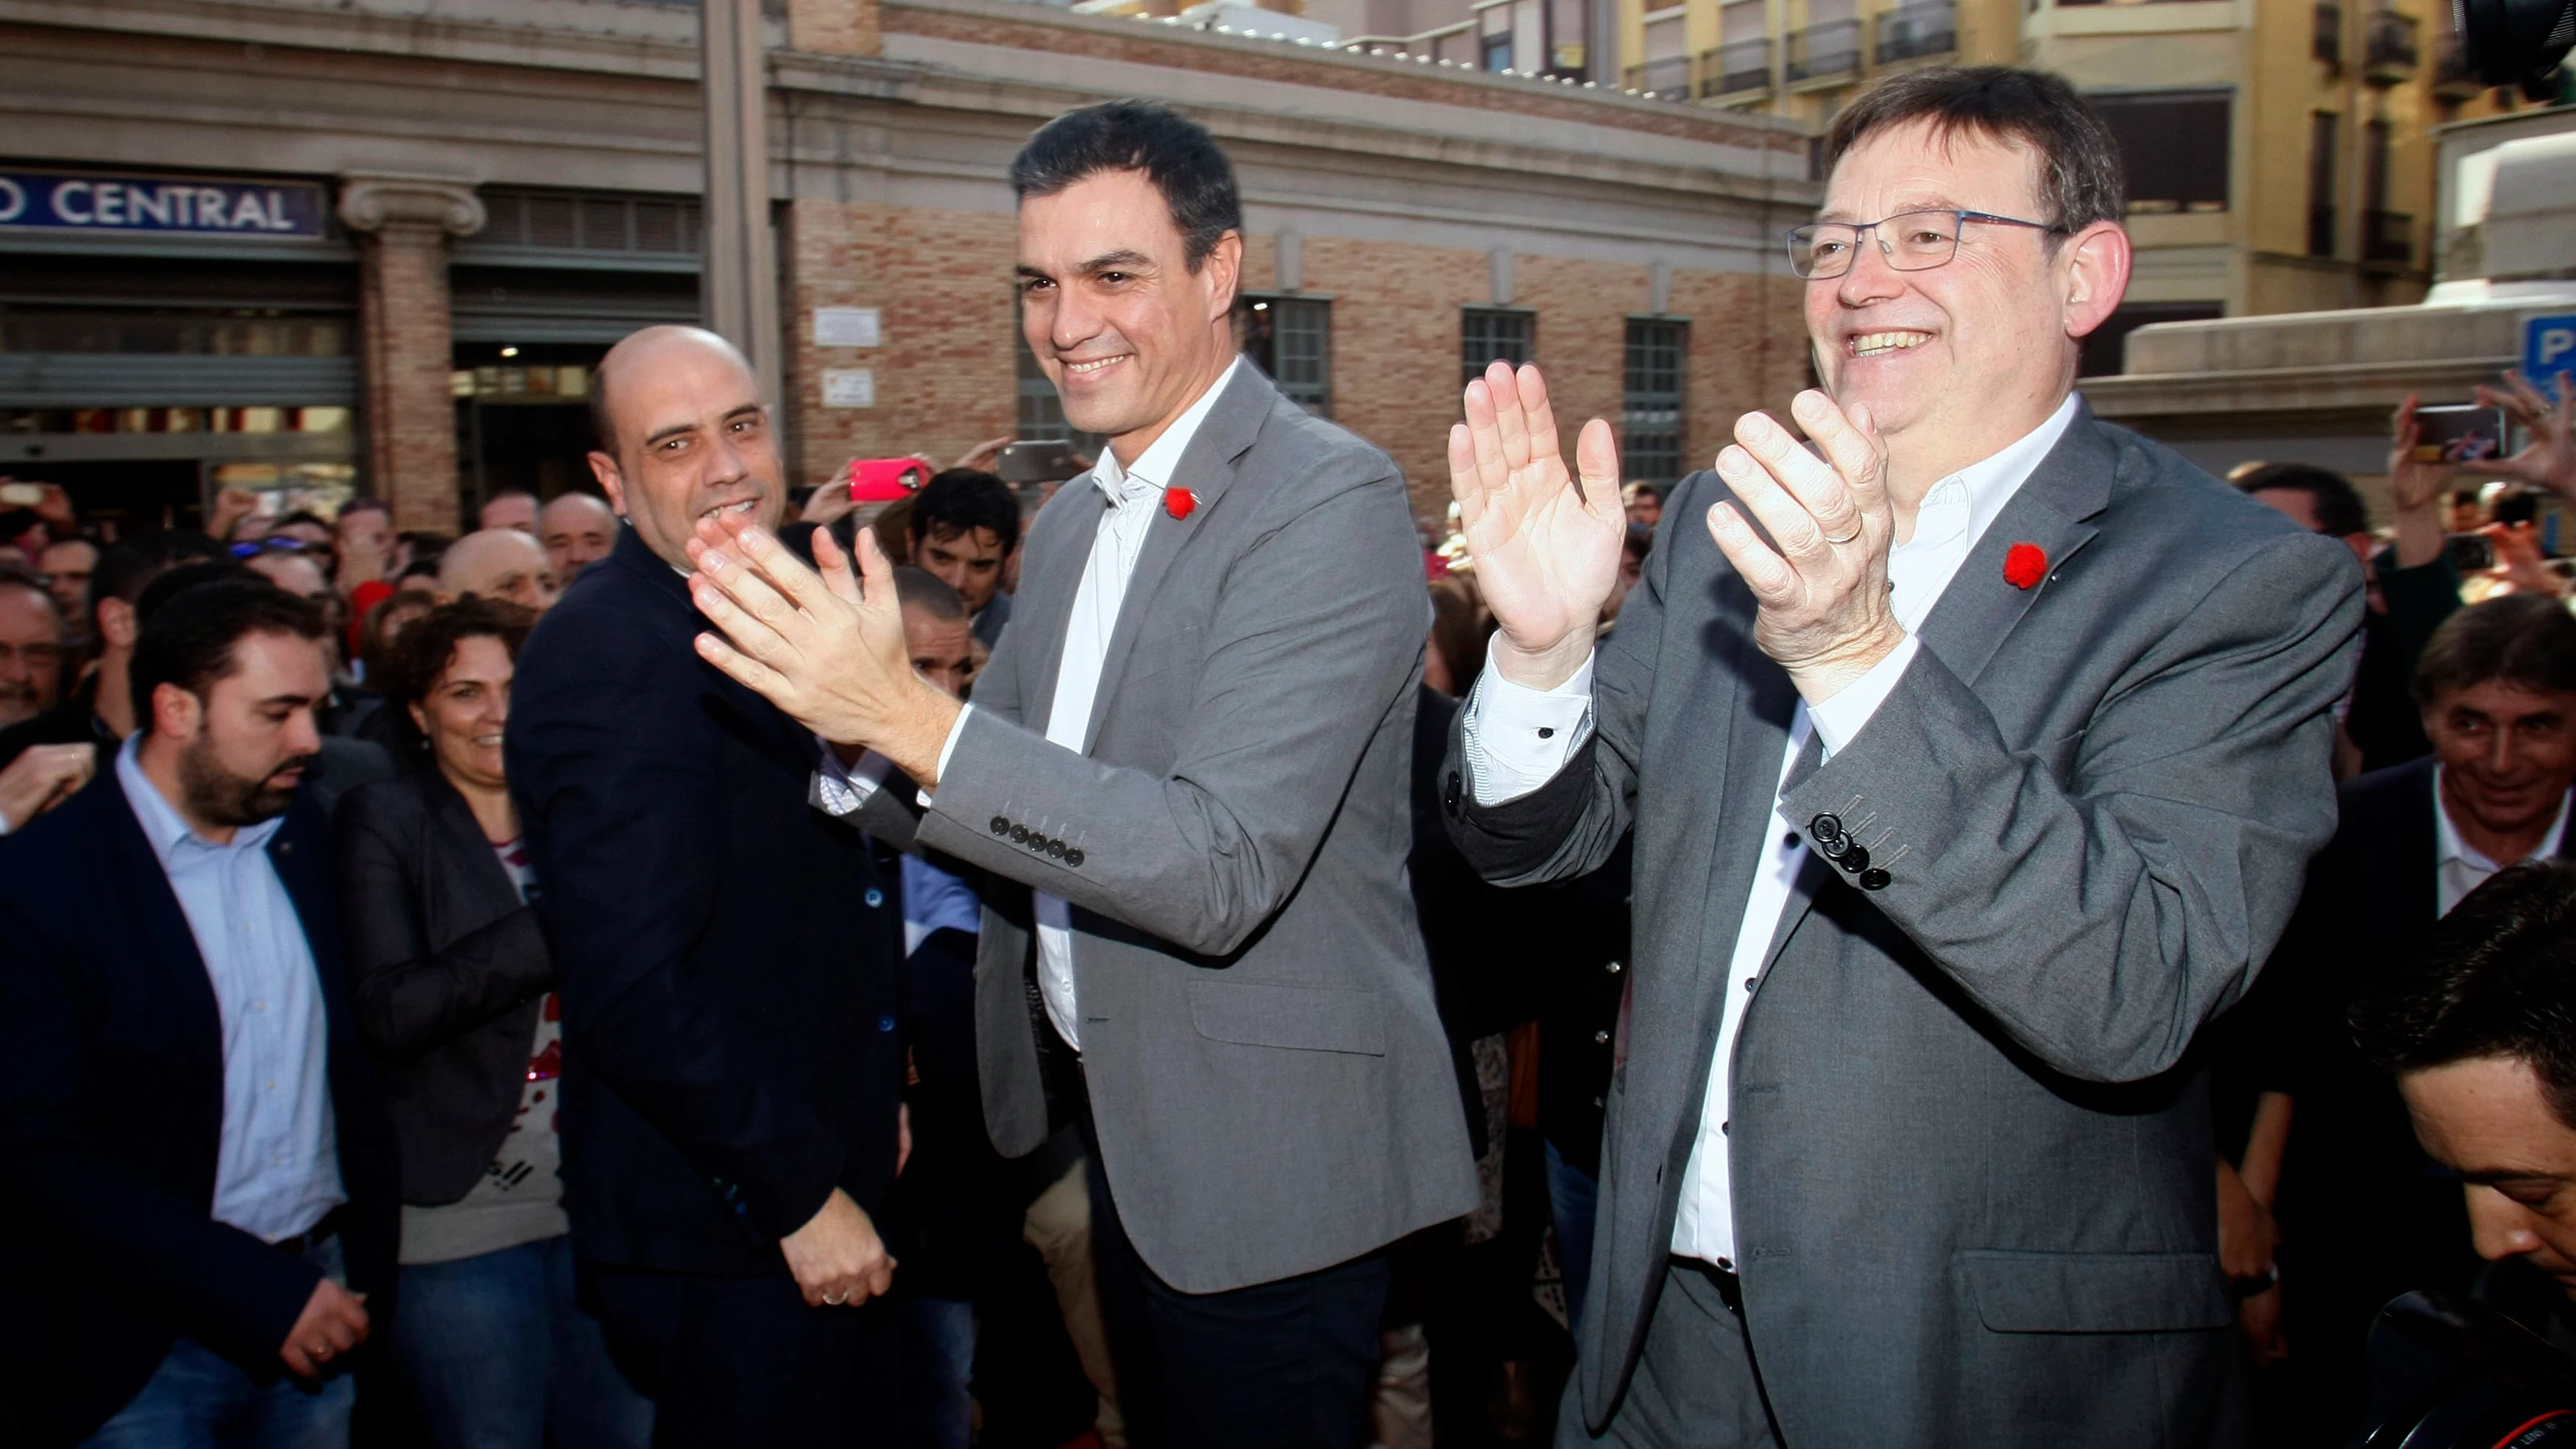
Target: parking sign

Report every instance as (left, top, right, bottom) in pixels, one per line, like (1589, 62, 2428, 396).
(2529, 313, 2576, 393)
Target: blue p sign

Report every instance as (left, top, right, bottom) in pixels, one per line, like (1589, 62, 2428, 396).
(2529, 313, 2576, 393)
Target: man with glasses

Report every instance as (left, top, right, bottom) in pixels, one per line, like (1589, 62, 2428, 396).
(1442, 66, 2363, 1446)
(0, 566, 66, 730)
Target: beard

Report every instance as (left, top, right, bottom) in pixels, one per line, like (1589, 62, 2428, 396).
(178, 735, 314, 827)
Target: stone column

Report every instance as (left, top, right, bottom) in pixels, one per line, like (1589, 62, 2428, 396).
(339, 174, 484, 533)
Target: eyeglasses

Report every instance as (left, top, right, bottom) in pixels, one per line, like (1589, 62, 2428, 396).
(0, 641, 64, 671)
(1785, 209, 2060, 280)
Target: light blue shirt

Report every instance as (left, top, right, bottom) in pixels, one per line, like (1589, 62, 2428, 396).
(901, 853, 984, 957)
(116, 736, 343, 1242)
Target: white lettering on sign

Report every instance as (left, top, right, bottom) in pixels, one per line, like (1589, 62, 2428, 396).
(822, 368, 877, 408)
(36, 180, 296, 231)
(0, 178, 21, 224)
(813, 307, 882, 349)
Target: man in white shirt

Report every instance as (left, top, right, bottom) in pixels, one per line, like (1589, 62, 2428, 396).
(1440, 66, 2360, 1447)
(2244, 591, 2576, 1438)
(684, 101, 1474, 1448)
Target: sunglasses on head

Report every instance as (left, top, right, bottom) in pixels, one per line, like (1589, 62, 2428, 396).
(230, 537, 314, 559)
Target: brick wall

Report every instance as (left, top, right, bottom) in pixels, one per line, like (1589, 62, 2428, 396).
(783, 199, 1022, 482)
(779, 202, 1810, 525)
(356, 224, 464, 532)
(790, 0, 880, 56)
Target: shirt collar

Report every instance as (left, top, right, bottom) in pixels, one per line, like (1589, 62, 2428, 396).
(1903, 392, 2081, 558)
(2433, 764, 2573, 871)
(116, 732, 286, 865)
(1091, 357, 1245, 506)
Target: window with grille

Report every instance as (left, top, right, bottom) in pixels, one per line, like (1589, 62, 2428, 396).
(1622, 319, 1686, 485)
(470, 188, 703, 258)
(1462, 308, 1535, 388)
(1241, 296, 1331, 416)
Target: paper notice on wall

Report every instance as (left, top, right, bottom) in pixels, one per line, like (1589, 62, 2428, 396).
(813, 307, 882, 348)
(822, 368, 876, 408)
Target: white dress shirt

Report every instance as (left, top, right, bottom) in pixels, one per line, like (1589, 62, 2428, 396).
(935, 359, 1241, 1050)
(1460, 392, 2078, 1268)
(2433, 766, 2571, 918)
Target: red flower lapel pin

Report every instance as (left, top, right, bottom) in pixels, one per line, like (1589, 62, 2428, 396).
(1164, 487, 1198, 522)
(2003, 542, 2047, 590)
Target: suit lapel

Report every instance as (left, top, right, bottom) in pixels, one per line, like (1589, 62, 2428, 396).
(85, 772, 229, 1107)
(1752, 411, 2117, 975)
(1685, 559, 1801, 1021)
(1914, 409, 2113, 688)
(1081, 365, 1275, 751)
(1016, 483, 1105, 731)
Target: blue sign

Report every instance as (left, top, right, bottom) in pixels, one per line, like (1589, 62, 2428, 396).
(0, 169, 328, 239)
(2528, 313, 2576, 395)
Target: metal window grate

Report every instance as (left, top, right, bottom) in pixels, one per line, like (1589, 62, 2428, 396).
(1621, 319, 1685, 485)
(475, 188, 704, 258)
(1462, 308, 1534, 388)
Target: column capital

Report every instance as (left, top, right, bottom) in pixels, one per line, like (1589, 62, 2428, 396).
(336, 174, 486, 238)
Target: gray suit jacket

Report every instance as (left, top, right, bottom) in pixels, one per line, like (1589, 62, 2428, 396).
(1446, 408, 2363, 1445)
(871, 365, 1477, 1294)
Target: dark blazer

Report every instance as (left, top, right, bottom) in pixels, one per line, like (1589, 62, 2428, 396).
(507, 524, 904, 1275)
(2257, 755, 2529, 1432)
(337, 770, 553, 1205)
(1447, 408, 2364, 1445)
(0, 769, 398, 1449)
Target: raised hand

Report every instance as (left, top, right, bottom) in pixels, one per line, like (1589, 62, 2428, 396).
(2387, 393, 2456, 570)
(686, 515, 961, 787)
(1703, 390, 1904, 704)
(2476, 369, 2576, 499)
(1448, 361, 1625, 690)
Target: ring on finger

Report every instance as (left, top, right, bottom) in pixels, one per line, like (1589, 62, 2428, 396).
(1822, 525, 1862, 546)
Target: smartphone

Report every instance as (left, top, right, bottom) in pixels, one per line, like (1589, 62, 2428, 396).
(845, 458, 930, 503)
(997, 440, 1088, 485)
(0, 483, 42, 506)
(2446, 531, 2497, 573)
(2413, 404, 2510, 465)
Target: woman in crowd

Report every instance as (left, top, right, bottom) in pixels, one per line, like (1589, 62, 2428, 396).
(336, 597, 652, 1449)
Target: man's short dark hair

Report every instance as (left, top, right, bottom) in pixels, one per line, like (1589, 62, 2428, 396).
(129, 580, 327, 721)
(893, 565, 966, 623)
(339, 496, 392, 521)
(910, 469, 1022, 558)
(2352, 860, 2576, 1130)
(483, 489, 537, 514)
(2235, 462, 2370, 539)
(87, 531, 224, 628)
(1011, 100, 1242, 270)
(2413, 594, 2576, 704)
(1822, 65, 2126, 235)
(272, 510, 330, 534)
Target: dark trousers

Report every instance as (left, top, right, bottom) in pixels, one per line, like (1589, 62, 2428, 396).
(589, 1262, 895, 1448)
(1075, 1077, 1390, 1449)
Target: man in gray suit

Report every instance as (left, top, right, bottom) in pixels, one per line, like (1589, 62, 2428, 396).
(679, 100, 1476, 1448)
(1441, 67, 2364, 1445)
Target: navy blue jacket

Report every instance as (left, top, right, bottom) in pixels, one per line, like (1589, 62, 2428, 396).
(0, 769, 399, 1448)
(507, 524, 902, 1275)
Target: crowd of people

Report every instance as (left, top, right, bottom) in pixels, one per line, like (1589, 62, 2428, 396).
(6, 68, 2576, 1449)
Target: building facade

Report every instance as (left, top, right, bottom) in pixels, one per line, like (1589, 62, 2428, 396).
(1607, 0, 2528, 373)
(0, 0, 1815, 534)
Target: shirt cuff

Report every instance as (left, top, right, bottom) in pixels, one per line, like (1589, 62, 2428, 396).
(810, 738, 894, 818)
(1807, 634, 1918, 759)
(913, 703, 977, 807)
(1460, 640, 1596, 806)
